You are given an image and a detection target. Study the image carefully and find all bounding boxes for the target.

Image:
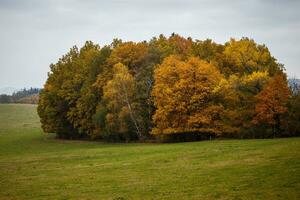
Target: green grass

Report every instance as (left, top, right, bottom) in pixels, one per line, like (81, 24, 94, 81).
(0, 104, 300, 200)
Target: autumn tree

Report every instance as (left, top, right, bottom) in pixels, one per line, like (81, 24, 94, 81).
(102, 63, 143, 141)
(93, 41, 156, 139)
(38, 42, 109, 139)
(252, 75, 290, 137)
(38, 46, 80, 138)
(107, 41, 148, 74)
(214, 71, 270, 137)
(222, 38, 283, 76)
(192, 39, 224, 70)
(152, 56, 223, 137)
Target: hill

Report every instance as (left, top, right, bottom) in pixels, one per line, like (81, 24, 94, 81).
(0, 87, 40, 104)
(0, 104, 299, 199)
(16, 93, 39, 104)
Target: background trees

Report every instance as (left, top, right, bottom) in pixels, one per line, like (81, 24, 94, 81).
(38, 34, 296, 141)
(0, 88, 40, 104)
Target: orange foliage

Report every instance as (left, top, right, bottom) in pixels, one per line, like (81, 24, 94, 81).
(152, 56, 223, 135)
(252, 75, 290, 135)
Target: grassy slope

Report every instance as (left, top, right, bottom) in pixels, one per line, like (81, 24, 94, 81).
(0, 104, 299, 200)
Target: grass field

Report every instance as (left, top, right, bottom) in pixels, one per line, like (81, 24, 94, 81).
(0, 104, 299, 199)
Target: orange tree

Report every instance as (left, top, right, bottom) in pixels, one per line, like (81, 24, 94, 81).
(252, 75, 290, 137)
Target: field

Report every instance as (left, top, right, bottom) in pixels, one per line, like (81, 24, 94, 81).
(0, 104, 299, 199)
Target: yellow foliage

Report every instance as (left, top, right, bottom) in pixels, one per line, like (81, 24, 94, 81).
(107, 42, 148, 72)
(152, 56, 223, 135)
(223, 38, 277, 75)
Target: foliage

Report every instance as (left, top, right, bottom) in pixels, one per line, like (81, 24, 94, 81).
(252, 75, 291, 137)
(37, 34, 294, 141)
(285, 92, 300, 136)
(222, 38, 282, 76)
(152, 56, 223, 136)
(102, 63, 142, 141)
(0, 94, 11, 103)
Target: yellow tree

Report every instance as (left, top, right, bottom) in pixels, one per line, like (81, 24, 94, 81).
(107, 41, 148, 74)
(223, 38, 282, 76)
(152, 56, 223, 136)
(103, 63, 142, 140)
(252, 75, 290, 137)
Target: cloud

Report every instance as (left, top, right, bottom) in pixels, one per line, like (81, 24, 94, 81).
(0, 0, 299, 87)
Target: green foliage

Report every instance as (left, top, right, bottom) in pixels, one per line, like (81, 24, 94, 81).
(285, 93, 300, 136)
(0, 94, 11, 103)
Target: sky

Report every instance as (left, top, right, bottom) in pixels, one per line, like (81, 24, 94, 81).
(0, 0, 299, 89)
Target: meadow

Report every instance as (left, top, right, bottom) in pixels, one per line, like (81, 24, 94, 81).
(0, 104, 299, 199)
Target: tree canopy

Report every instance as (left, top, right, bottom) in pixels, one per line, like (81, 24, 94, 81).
(37, 35, 298, 141)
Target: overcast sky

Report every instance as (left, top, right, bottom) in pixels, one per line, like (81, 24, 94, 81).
(0, 0, 299, 88)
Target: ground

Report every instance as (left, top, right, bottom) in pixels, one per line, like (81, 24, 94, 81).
(0, 104, 299, 200)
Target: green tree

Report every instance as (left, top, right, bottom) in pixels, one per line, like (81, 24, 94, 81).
(285, 91, 300, 136)
(67, 44, 111, 136)
(38, 46, 80, 138)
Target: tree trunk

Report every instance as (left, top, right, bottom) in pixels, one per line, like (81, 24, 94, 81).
(272, 125, 275, 138)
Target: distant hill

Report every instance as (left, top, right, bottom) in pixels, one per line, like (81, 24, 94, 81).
(0, 87, 18, 95)
(0, 87, 41, 104)
(17, 93, 39, 104)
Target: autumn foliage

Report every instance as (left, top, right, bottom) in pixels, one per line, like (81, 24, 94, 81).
(152, 56, 223, 135)
(252, 75, 291, 137)
(38, 34, 299, 141)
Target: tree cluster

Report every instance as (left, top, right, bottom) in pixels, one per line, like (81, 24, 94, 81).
(37, 34, 300, 141)
(0, 88, 41, 104)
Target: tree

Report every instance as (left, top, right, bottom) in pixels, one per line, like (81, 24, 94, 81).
(0, 94, 11, 103)
(38, 46, 80, 138)
(214, 71, 270, 137)
(222, 38, 283, 76)
(285, 91, 300, 136)
(252, 75, 290, 137)
(66, 44, 111, 136)
(152, 56, 223, 136)
(192, 39, 224, 69)
(288, 77, 300, 95)
(148, 33, 193, 62)
(107, 41, 148, 74)
(38, 42, 104, 139)
(102, 63, 143, 141)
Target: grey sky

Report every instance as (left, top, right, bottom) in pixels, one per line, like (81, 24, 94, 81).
(0, 0, 299, 88)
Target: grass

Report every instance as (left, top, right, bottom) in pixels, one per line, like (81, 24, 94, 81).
(0, 104, 300, 200)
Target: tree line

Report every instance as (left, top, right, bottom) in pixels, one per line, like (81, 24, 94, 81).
(37, 34, 300, 142)
(0, 88, 41, 104)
